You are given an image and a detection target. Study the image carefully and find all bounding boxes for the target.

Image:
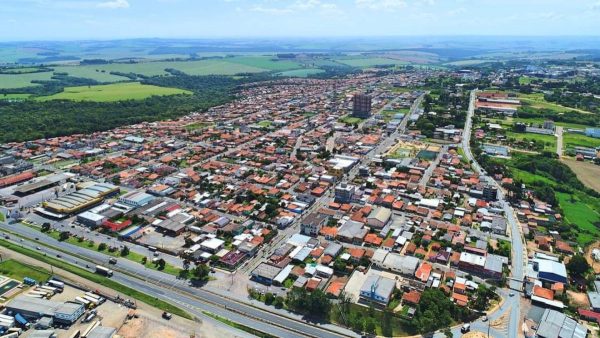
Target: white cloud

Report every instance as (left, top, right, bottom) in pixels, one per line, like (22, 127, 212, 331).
(355, 0, 407, 10)
(97, 0, 129, 9)
(592, 0, 600, 10)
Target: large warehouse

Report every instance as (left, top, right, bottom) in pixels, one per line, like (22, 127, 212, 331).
(5, 296, 84, 325)
(38, 182, 119, 218)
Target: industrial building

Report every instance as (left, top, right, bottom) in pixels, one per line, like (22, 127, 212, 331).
(38, 182, 119, 218)
(117, 191, 155, 207)
(5, 296, 84, 325)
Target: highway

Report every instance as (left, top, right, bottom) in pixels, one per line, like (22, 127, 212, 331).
(461, 89, 525, 338)
(0, 221, 356, 338)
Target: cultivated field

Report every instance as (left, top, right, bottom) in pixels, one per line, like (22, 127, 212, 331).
(562, 158, 600, 193)
(333, 56, 407, 67)
(0, 71, 54, 89)
(275, 68, 324, 77)
(519, 93, 594, 114)
(36, 82, 192, 102)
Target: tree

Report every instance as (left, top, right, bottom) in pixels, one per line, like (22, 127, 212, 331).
(364, 317, 376, 334)
(191, 263, 210, 282)
(98, 242, 107, 251)
(41, 222, 51, 232)
(156, 258, 166, 270)
(120, 246, 130, 257)
(567, 254, 590, 278)
(264, 292, 275, 305)
(443, 327, 454, 338)
(58, 231, 70, 241)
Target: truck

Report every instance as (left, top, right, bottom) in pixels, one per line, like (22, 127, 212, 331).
(13, 314, 29, 329)
(22, 277, 36, 286)
(95, 265, 113, 277)
(39, 285, 58, 294)
(47, 279, 65, 290)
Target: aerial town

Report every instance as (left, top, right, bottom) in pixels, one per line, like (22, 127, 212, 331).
(1, 5, 600, 337)
(1, 57, 600, 338)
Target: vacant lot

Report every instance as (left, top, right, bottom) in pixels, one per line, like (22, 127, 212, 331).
(36, 82, 191, 102)
(562, 158, 600, 193)
(0, 259, 52, 282)
(339, 115, 363, 125)
(519, 93, 594, 114)
(505, 131, 556, 151)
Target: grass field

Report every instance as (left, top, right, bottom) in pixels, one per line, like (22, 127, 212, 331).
(563, 133, 600, 149)
(275, 68, 324, 77)
(257, 120, 273, 128)
(556, 192, 600, 246)
(0, 259, 52, 282)
(505, 131, 556, 151)
(36, 82, 191, 102)
(381, 108, 409, 122)
(185, 122, 214, 131)
(333, 57, 406, 68)
(339, 115, 363, 125)
(0, 71, 54, 89)
(0, 93, 31, 99)
(52, 66, 131, 82)
(225, 56, 301, 71)
(519, 93, 594, 114)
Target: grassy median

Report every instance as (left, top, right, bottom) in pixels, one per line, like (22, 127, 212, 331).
(0, 239, 192, 320)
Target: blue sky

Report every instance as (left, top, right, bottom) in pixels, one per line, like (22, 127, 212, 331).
(1, 0, 600, 40)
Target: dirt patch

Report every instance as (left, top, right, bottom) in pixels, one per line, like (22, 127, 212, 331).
(585, 240, 600, 273)
(463, 331, 488, 338)
(562, 158, 600, 193)
(567, 290, 590, 308)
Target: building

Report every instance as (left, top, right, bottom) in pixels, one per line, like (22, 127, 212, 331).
(301, 212, 328, 237)
(200, 238, 225, 253)
(335, 183, 356, 203)
(337, 220, 368, 244)
(532, 259, 568, 285)
(490, 217, 507, 235)
(359, 273, 395, 305)
(76, 211, 106, 228)
(367, 207, 392, 229)
(536, 308, 587, 338)
(251, 263, 282, 285)
(379, 253, 420, 276)
(352, 93, 372, 118)
(118, 191, 155, 207)
(482, 185, 498, 201)
(39, 182, 119, 218)
(585, 128, 600, 139)
(5, 296, 84, 324)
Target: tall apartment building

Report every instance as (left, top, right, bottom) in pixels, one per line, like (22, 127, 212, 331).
(352, 93, 372, 118)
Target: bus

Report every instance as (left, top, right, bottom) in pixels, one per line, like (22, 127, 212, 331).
(95, 266, 113, 277)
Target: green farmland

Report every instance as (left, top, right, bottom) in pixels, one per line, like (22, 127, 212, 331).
(333, 57, 406, 68)
(0, 71, 54, 89)
(556, 192, 600, 246)
(36, 82, 191, 102)
(275, 68, 324, 77)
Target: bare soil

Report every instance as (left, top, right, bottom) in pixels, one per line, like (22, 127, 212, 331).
(562, 158, 600, 193)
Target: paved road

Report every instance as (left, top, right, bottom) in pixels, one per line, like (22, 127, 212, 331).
(0, 221, 357, 338)
(556, 126, 564, 157)
(462, 89, 525, 338)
